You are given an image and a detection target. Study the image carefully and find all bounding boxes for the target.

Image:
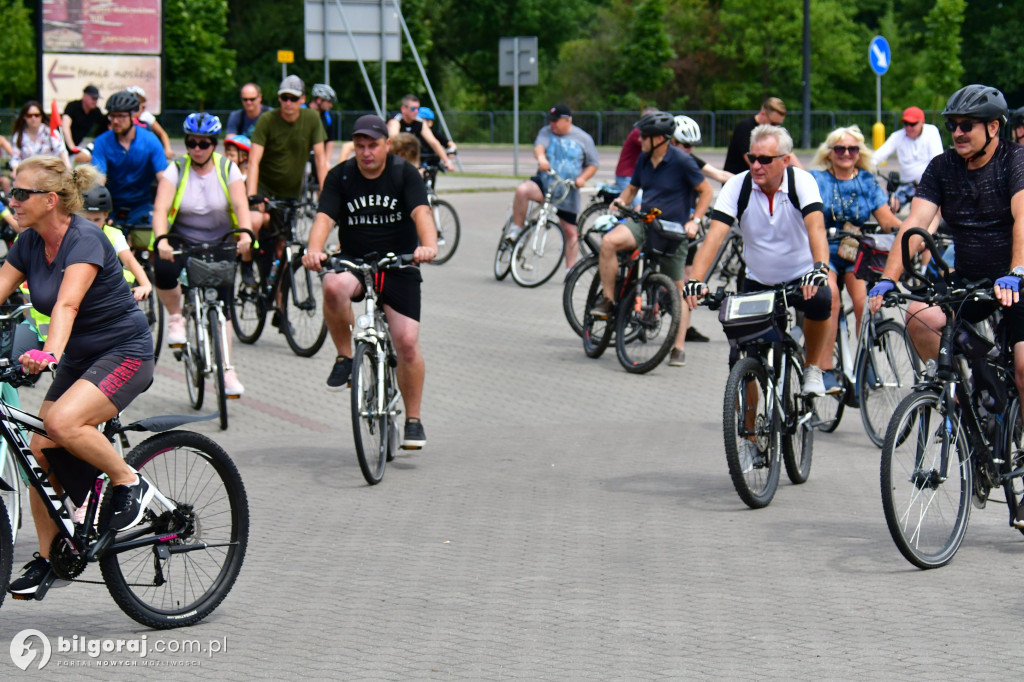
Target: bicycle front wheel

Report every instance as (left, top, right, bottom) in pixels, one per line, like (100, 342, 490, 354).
(880, 389, 972, 569)
(100, 430, 249, 629)
(859, 320, 918, 448)
(494, 228, 513, 281)
(783, 350, 814, 484)
(723, 356, 779, 508)
(576, 202, 612, 258)
(429, 198, 461, 265)
(352, 343, 388, 485)
(209, 308, 228, 431)
(563, 254, 599, 338)
(280, 261, 328, 357)
(582, 272, 613, 358)
(615, 273, 681, 374)
(230, 260, 266, 344)
(0, 440, 21, 546)
(511, 219, 566, 288)
(183, 309, 205, 410)
(0, 500, 11, 610)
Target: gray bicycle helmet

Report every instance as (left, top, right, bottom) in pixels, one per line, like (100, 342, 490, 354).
(941, 84, 1008, 124)
(634, 111, 676, 138)
(106, 90, 140, 115)
(82, 184, 112, 212)
(311, 83, 337, 102)
(1009, 107, 1024, 129)
(673, 115, 701, 145)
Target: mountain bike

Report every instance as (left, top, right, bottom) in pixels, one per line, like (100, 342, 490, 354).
(231, 198, 328, 357)
(158, 232, 251, 431)
(706, 282, 815, 509)
(879, 227, 1024, 569)
(0, 363, 247, 627)
(322, 253, 418, 485)
(0, 303, 31, 547)
(422, 154, 461, 265)
(575, 184, 620, 258)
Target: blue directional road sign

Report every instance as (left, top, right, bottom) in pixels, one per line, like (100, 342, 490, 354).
(869, 36, 891, 76)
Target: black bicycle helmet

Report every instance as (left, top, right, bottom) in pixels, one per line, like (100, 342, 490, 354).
(1009, 107, 1024, 130)
(941, 84, 1008, 124)
(634, 111, 676, 138)
(82, 184, 112, 212)
(106, 90, 140, 115)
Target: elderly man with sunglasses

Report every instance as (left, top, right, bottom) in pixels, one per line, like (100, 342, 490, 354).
(873, 106, 944, 213)
(685, 124, 832, 396)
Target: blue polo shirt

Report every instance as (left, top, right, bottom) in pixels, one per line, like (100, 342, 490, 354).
(90, 126, 168, 213)
(630, 145, 705, 223)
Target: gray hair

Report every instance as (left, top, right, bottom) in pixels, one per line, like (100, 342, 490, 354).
(750, 124, 793, 155)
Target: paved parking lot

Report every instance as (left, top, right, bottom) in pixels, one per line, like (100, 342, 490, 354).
(0, 170, 1015, 681)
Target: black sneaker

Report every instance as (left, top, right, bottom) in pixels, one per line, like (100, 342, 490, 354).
(240, 260, 256, 287)
(686, 326, 710, 343)
(589, 296, 615, 319)
(271, 311, 294, 335)
(109, 475, 154, 532)
(326, 356, 353, 391)
(402, 418, 426, 450)
(9, 553, 51, 595)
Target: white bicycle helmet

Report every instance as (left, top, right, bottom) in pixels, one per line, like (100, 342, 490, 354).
(673, 115, 701, 145)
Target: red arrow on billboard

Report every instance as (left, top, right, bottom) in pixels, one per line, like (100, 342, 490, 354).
(48, 60, 74, 92)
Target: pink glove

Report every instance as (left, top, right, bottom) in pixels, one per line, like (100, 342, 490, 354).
(25, 349, 56, 365)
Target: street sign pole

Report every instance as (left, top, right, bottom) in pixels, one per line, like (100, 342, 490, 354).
(869, 36, 891, 149)
(513, 37, 520, 176)
(499, 36, 538, 177)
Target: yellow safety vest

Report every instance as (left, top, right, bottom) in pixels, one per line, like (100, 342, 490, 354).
(167, 152, 238, 228)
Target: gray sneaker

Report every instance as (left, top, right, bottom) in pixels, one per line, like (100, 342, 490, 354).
(668, 349, 686, 367)
(589, 296, 614, 318)
(801, 365, 826, 396)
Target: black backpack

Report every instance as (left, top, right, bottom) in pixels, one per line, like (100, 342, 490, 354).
(734, 165, 806, 225)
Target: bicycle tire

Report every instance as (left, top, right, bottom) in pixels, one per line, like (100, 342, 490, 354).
(279, 261, 328, 357)
(783, 349, 814, 484)
(100, 430, 248, 629)
(230, 259, 266, 344)
(1003, 396, 1024, 537)
(494, 228, 513, 281)
(0, 500, 11, 610)
(812, 345, 846, 433)
(582, 272, 613, 359)
(183, 307, 205, 410)
(563, 254, 599, 338)
(880, 389, 971, 569)
(429, 198, 461, 265)
(209, 308, 228, 431)
(0, 437, 21, 547)
(722, 355, 779, 508)
(352, 343, 388, 485)
(293, 198, 317, 244)
(138, 287, 164, 364)
(510, 219, 566, 288)
(615, 273, 681, 374)
(576, 202, 612, 258)
(859, 320, 918, 448)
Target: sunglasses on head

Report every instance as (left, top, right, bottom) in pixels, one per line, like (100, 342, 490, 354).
(832, 145, 859, 156)
(746, 153, 785, 165)
(185, 138, 214, 150)
(945, 119, 983, 134)
(279, 94, 300, 103)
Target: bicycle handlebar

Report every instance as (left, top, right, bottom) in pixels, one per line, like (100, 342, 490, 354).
(322, 252, 417, 274)
(154, 229, 255, 256)
(701, 282, 804, 311)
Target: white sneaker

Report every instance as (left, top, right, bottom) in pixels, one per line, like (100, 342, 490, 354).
(504, 224, 522, 243)
(739, 440, 757, 474)
(802, 365, 826, 396)
(166, 314, 186, 346)
(223, 369, 244, 397)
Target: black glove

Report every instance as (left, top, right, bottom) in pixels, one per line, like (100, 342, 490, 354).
(683, 280, 708, 298)
(248, 194, 265, 210)
(800, 267, 828, 288)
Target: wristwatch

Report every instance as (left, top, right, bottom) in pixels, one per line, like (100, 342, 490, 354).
(813, 261, 829, 273)
(1011, 266, 1024, 278)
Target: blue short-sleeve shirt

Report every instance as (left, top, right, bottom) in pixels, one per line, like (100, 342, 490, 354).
(90, 126, 168, 213)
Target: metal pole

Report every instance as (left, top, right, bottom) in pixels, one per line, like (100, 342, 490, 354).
(877, 75, 881, 123)
(513, 37, 519, 177)
(331, 0, 384, 117)
(380, 0, 387, 113)
(392, 1, 464, 171)
(801, 0, 811, 148)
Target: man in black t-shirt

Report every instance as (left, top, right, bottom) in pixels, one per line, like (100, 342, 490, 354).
(61, 85, 106, 160)
(723, 97, 787, 175)
(387, 94, 454, 171)
(303, 115, 437, 449)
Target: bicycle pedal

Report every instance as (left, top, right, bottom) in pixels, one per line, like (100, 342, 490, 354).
(227, 394, 241, 400)
(400, 444, 423, 451)
(167, 341, 185, 349)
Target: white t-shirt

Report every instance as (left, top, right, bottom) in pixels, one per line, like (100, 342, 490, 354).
(713, 167, 823, 285)
(873, 124, 944, 184)
(162, 158, 243, 242)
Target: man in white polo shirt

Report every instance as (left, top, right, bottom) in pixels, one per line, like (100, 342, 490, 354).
(684, 124, 831, 395)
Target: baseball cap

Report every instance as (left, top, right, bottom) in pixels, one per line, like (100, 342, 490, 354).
(902, 106, 925, 124)
(83, 85, 100, 98)
(352, 115, 388, 139)
(549, 104, 571, 120)
(278, 75, 305, 97)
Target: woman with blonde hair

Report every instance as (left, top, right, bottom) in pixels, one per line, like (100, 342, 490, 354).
(809, 125, 901, 391)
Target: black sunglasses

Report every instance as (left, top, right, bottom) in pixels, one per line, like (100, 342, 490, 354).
(241, 97, 258, 103)
(279, 94, 300, 103)
(185, 138, 214, 150)
(832, 145, 860, 156)
(902, 120, 920, 127)
(10, 188, 53, 201)
(945, 119, 982, 134)
(746, 153, 785, 165)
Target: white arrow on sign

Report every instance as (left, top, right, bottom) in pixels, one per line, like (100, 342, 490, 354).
(871, 42, 888, 68)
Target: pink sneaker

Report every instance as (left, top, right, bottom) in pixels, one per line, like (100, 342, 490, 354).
(223, 369, 244, 397)
(166, 313, 186, 346)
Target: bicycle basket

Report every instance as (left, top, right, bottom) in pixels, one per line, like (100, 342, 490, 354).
(647, 218, 686, 257)
(718, 290, 786, 345)
(185, 258, 236, 288)
(854, 233, 895, 282)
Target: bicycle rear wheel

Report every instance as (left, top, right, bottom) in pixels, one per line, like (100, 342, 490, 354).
(494, 226, 514, 281)
(615, 273, 681, 374)
(576, 202, 612, 258)
(812, 345, 846, 433)
(0, 423, 22, 546)
(138, 289, 164, 363)
(0, 500, 11, 610)
(230, 259, 266, 344)
(352, 343, 388, 485)
(563, 254, 598, 338)
(1003, 396, 1024, 537)
(582, 273, 613, 358)
(880, 389, 971, 569)
(209, 309, 228, 431)
(429, 198, 460, 265)
(859, 320, 918, 448)
(723, 355, 779, 508)
(100, 430, 248, 629)
(783, 349, 814, 484)
(511, 219, 566, 288)
(280, 261, 328, 357)
(183, 308, 205, 410)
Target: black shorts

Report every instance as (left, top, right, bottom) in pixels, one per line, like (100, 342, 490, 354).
(339, 267, 422, 322)
(46, 353, 154, 412)
(944, 274, 1024, 347)
(529, 175, 577, 225)
(743, 277, 832, 322)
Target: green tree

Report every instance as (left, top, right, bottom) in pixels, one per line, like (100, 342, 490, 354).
(611, 0, 675, 108)
(0, 0, 35, 108)
(959, 0, 1024, 104)
(164, 0, 237, 109)
(908, 0, 965, 112)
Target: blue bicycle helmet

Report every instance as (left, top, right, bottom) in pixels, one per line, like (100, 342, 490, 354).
(183, 112, 222, 137)
(419, 107, 435, 121)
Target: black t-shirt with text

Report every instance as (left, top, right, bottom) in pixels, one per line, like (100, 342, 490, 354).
(317, 155, 428, 262)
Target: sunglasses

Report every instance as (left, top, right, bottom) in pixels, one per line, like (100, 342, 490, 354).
(185, 138, 214, 150)
(832, 145, 859, 156)
(11, 188, 51, 201)
(945, 119, 982, 134)
(279, 94, 300, 103)
(405, 105, 419, 111)
(902, 120, 920, 127)
(682, 143, 693, 149)
(24, 112, 41, 119)
(241, 97, 259, 103)
(746, 153, 785, 165)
